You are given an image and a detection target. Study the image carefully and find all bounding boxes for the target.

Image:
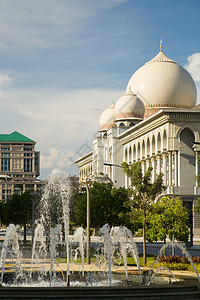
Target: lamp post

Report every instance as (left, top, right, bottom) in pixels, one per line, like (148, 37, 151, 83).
(104, 163, 122, 168)
(30, 191, 37, 245)
(84, 173, 113, 265)
(85, 178, 92, 264)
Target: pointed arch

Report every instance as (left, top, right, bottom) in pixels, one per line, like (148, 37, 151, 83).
(129, 145, 132, 164)
(163, 129, 167, 151)
(147, 137, 150, 157)
(180, 128, 195, 194)
(142, 139, 145, 159)
(152, 134, 156, 155)
(137, 142, 141, 160)
(157, 132, 161, 153)
(133, 144, 136, 161)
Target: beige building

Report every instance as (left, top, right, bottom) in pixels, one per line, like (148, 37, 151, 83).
(0, 131, 43, 201)
(75, 42, 200, 239)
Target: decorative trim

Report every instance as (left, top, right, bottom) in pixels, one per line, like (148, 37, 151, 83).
(145, 104, 192, 108)
(116, 113, 143, 119)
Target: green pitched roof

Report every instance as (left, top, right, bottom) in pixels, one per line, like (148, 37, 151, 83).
(0, 131, 34, 142)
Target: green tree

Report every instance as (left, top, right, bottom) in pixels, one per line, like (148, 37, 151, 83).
(122, 161, 165, 265)
(75, 182, 132, 230)
(1, 191, 40, 244)
(146, 197, 190, 254)
(194, 199, 200, 214)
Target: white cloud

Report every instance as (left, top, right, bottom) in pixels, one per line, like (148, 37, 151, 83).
(184, 53, 200, 81)
(40, 148, 76, 169)
(0, 0, 128, 51)
(0, 87, 123, 177)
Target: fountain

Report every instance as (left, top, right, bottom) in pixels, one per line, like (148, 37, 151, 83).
(110, 226, 142, 283)
(0, 224, 22, 284)
(0, 169, 143, 287)
(1, 169, 200, 299)
(49, 224, 62, 286)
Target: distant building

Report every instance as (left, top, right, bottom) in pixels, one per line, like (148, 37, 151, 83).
(0, 131, 43, 201)
(75, 41, 200, 239)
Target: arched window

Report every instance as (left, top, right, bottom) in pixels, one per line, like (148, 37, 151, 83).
(142, 140, 145, 159)
(129, 122, 135, 127)
(119, 123, 125, 127)
(152, 135, 155, 155)
(147, 137, 150, 157)
(163, 130, 167, 151)
(133, 144, 136, 161)
(129, 146, 132, 164)
(137, 142, 141, 160)
(157, 132, 161, 153)
(180, 128, 195, 194)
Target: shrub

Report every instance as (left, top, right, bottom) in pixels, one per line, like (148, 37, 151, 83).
(151, 255, 200, 272)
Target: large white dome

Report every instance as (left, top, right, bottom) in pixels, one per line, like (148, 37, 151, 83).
(115, 89, 144, 120)
(99, 102, 116, 130)
(126, 50, 197, 109)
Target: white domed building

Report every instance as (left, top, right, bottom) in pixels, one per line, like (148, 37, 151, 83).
(99, 101, 116, 131)
(75, 41, 200, 241)
(115, 88, 145, 125)
(126, 41, 197, 118)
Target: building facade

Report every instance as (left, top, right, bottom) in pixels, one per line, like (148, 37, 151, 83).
(0, 131, 43, 201)
(75, 42, 200, 238)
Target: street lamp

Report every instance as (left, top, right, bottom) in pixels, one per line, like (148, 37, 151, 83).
(30, 191, 37, 245)
(85, 178, 92, 264)
(104, 163, 123, 168)
(84, 173, 113, 264)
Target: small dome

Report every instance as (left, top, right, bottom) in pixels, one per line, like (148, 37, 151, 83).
(100, 102, 116, 130)
(126, 43, 197, 109)
(115, 89, 145, 120)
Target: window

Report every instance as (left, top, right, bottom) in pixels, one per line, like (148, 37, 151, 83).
(24, 153, 33, 157)
(1, 158, 10, 172)
(1, 147, 10, 151)
(24, 158, 32, 172)
(35, 152, 39, 173)
(24, 147, 33, 151)
(1, 153, 10, 156)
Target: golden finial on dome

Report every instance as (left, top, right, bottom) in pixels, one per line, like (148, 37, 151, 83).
(112, 99, 114, 105)
(129, 86, 132, 92)
(160, 38, 163, 52)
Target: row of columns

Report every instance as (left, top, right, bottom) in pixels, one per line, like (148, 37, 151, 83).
(126, 151, 179, 188)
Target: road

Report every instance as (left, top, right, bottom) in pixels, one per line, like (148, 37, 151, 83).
(1, 229, 200, 258)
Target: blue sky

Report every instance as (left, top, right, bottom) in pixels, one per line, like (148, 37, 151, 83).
(0, 0, 200, 178)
